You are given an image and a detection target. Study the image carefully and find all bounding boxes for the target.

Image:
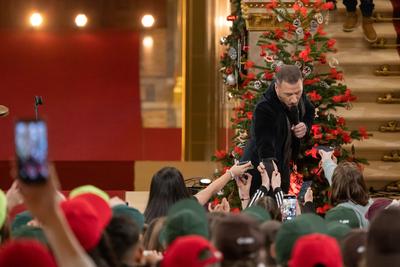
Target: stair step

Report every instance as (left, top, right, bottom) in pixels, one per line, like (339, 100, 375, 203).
(343, 131, 400, 160)
(345, 75, 400, 102)
(363, 161, 400, 189)
(364, 161, 400, 181)
(326, 22, 398, 48)
(335, 47, 400, 75)
(334, 102, 400, 131)
(336, 103, 400, 121)
(345, 120, 398, 132)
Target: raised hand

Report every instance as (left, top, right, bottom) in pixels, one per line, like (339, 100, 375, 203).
(229, 161, 253, 178)
(257, 162, 270, 190)
(271, 162, 281, 190)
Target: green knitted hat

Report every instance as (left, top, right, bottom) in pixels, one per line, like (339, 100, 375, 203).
(112, 205, 145, 231)
(242, 205, 271, 223)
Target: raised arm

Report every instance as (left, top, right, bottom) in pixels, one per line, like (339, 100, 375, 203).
(319, 150, 337, 186)
(17, 165, 95, 267)
(195, 161, 252, 205)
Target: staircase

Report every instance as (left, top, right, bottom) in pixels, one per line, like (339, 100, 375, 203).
(326, 0, 400, 190)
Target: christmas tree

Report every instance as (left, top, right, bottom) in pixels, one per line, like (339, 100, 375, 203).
(213, 0, 369, 212)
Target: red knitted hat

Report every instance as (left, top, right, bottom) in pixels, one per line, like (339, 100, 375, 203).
(0, 239, 57, 267)
(60, 193, 112, 251)
(289, 233, 342, 267)
(162, 235, 222, 267)
(73, 193, 112, 229)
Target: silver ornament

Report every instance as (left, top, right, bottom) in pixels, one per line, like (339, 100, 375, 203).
(293, 18, 301, 28)
(310, 20, 318, 32)
(320, 81, 330, 88)
(295, 27, 304, 38)
(276, 60, 284, 67)
(220, 36, 227, 45)
(295, 61, 303, 69)
(328, 57, 339, 68)
(253, 80, 262, 90)
(228, 47, 237, 60)
(314, 13, 324, 24)
(226, 74, 236, 86)
(302, 66, 312, 77)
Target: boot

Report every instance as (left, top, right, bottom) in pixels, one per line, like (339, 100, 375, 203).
(362, 16, 377, 43)
(343, 12, 358, 32)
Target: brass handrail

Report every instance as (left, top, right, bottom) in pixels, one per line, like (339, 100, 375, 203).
(379, 121, 400, 132)
(373, 13, 400, 22)
(377, 94, 400, 104)
(371, 38, 400, 49)
(375, 65, 400, 76)
(383, 151, 400, 162)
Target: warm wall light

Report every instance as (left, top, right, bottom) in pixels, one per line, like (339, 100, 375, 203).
(141, 14, 155, 28)
(75, 14, 88, 27)
(142, 36, 153, 48)
(30, 12, 43, 27)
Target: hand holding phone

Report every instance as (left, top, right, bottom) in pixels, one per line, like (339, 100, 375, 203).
(298, 180, 312, 203)
(238, 160, 254, 169)
(281, 195, 297, 221)
(261, 157, 277, 181)
(15, 119, 49, 183)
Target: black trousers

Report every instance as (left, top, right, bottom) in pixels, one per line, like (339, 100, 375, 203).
(343, 0, 374, 17)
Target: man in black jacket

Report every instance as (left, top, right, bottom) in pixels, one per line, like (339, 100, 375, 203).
(242, 65, 315, 196)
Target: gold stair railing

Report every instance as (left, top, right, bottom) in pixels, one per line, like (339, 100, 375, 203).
(380, 121, 400, 132)
(375, 65, 400, 76)
(373, 13, 400, 22)
(371, 38, 400, 49)
(377, 94, 400, 104)
(383, 151, 400, 162)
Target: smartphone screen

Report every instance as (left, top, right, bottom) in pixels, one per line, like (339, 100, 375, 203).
(15, 119, 49, 183)
(281, 195, 297, 222)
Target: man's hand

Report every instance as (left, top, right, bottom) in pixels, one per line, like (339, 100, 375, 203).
(292, 122, 307, 138)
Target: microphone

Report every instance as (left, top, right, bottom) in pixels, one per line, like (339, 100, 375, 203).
(289, 106, 299, 125)
(35, 96, 43, 106)
(34, 96, 43, 120)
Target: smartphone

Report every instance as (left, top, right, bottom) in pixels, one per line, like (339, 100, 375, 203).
(315, 145, 334, 152)
(297, 180, 312, 203)
(281, 195, 297, 222)
(15, 119, 49, 183)
(261, 157, 277, 179)
(238, 160, 254, 169)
